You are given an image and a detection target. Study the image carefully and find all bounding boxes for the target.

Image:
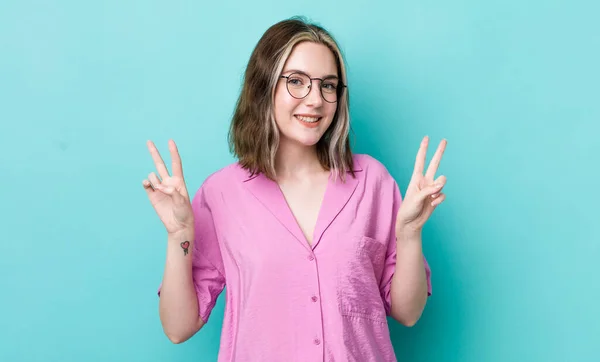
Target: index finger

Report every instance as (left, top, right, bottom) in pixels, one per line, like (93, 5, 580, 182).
(169, 139, 184, 178)
(425, 139, 447, 180)
(413, 136, 429, 176)
(147, 140, 170, 179)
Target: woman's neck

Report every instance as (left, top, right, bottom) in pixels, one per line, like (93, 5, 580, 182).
(274, 140, 325, 181)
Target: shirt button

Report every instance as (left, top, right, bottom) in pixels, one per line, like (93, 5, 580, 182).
(308, 255, 315, 261)
(311, 296, 318, 302)
(314, 338, 321, 345)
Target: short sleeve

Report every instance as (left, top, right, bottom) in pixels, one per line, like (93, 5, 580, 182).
(379, 179, 432, 316)
(157, 183, 226, 324)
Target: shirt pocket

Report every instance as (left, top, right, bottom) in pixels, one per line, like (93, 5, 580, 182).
(336, 235, 388, 324)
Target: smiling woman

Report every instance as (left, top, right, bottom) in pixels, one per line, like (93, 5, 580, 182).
(143, 16, 446, 362)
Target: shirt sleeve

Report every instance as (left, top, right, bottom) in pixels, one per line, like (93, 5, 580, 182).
(157, 182, 226, 324)
(380, 179, 432, 316)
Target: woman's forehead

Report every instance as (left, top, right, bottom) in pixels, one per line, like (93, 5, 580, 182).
(283, 42, 338, 78)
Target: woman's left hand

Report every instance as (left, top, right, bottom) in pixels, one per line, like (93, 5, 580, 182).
(395, 136, 447, 237)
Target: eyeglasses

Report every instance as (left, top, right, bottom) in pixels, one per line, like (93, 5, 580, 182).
(280, 72, 347, 103)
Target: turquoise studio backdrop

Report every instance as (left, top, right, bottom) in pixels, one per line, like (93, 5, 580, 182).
(1, 1, 598, 361)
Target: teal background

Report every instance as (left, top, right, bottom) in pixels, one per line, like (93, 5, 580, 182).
(1, 0, 598, 361)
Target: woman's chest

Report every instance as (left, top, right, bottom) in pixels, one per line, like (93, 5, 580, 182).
(209, 186, 391, 277)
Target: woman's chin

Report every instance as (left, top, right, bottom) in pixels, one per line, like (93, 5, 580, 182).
(281, 134, 322, 148)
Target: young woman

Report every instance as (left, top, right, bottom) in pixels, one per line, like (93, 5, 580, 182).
(143, 16, 447, 362)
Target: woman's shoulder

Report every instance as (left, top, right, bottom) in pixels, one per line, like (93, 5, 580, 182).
(198, 161, 248, 191)
(352, 153, 401, 198)
(352, 153, 395, 180)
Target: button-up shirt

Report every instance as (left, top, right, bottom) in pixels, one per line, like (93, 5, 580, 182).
(158, 154, 432, 361)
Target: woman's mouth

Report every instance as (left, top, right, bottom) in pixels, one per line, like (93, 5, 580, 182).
(295, 115, 322, 128)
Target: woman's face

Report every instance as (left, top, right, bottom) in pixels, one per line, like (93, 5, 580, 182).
(273, 41, 340, 148)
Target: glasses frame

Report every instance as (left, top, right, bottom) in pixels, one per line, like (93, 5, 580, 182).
(279, 72, 347, 104)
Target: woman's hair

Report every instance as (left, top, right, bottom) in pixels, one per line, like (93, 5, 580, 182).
(227, 16, 355, 182)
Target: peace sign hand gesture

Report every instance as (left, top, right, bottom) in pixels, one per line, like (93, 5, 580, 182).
(142, 140, 194, 235)
(396, 136, 447, 236)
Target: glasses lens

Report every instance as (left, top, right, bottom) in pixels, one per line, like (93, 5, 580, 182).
(286, 73, 310, 99)
(321, 78, 339, 103)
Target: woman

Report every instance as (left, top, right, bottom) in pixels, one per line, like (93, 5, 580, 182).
(143, 16, 447, 362)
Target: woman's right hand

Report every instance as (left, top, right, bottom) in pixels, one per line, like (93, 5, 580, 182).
(143, 139, 194, 235)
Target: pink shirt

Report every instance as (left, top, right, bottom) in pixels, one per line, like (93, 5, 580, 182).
(158, 154, 432, 361)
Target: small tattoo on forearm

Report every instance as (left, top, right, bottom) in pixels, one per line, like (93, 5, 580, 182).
(180, 241, 190, 256)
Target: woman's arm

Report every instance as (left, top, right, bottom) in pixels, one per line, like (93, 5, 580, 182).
(159, 228, 205, 343)
(389, 229, 429, 327)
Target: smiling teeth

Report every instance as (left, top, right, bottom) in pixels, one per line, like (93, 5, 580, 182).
(296, 116, 320, 123)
